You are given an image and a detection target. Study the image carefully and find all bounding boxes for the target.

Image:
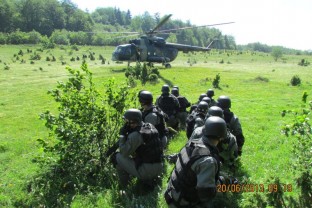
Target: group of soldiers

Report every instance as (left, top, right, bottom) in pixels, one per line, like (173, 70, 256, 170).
(109, 84, 246, 207)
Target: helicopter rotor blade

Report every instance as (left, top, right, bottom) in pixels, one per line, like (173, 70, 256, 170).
(158, 22, 235, 33)
(147, 14, 172, 34)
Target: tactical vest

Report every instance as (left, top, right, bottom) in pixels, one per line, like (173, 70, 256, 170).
(170, 140, 220, 203)
(135, 123, 163, 167)
(223, 110, 234, 128)
(142, 106, 168, 138)
(158, 94, 177, 117)
(186, 112, 205, 139)
(177, 96, 189, 112)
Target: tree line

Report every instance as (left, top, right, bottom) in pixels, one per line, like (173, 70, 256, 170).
(0, 0, 309, 54)
(0, 0, 236, 49)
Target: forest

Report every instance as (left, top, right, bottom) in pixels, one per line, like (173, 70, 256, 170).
(0, 0, 309, 55)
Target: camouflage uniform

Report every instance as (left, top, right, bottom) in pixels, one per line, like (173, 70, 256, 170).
(164, 137, 219, 208)
(190, 126, 238, 171)
(142, 105, 168, 148)
(116, 126, 164, 187)
(155, 93, 180, 129)
(223, 110, 244, 155)
(165, 116, 227, 208)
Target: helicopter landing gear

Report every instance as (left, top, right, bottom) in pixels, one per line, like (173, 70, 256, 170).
(165, 63, 171, 68)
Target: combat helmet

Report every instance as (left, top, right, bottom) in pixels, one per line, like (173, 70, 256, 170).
(207, 106, 224, 118)
(217, 95, 231, 109)
(202, 97, 211, 105)
(161, 84, 170, 93)
(198, 93, 207, 101)
(206, 89, 215, 98)
(123, 109, 142, 123)
(171, 88, 179, 97)
(197, 101, 209, 114)
(204, 116, 227, 139)
(138, 90, 153, 104)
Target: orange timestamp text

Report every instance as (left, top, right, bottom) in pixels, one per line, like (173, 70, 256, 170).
(217, 183, 293, 193)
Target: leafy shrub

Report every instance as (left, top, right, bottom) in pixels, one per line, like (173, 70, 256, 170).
(0, 33, 7, 44)
(149, 73, 158, 83)
(30, 53, 41, 60)
(50, 30, 70, 45)
(290, 75, 301, 86)
(298, 59, 310, 66)
(281, 94, 312, 207)
(32, 62, 137, 206)
(213, 73, 221, 88)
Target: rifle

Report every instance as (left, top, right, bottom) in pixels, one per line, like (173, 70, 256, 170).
(105, 141, 119, 157)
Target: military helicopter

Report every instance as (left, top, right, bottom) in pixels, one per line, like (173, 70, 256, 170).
(111, 14, 234, 68)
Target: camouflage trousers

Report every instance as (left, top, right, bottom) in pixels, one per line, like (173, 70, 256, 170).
(116, 153, 163, 187)
(177, 111, 188, 130)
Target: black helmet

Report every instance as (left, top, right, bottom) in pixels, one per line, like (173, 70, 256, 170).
(171, 88, 179, 96)
(173, 85, 179, 90)
(161, 84, 170, 93)
(198, 93, 207, 101)
(202, 97, 211, 104)
(123, 109, 142, 123)
(204, 116, 227, 139)
(197, 101, 209, 114)
(217, 95, 231, 109)
(206, 89, 215, 98)
(208, 106, 224, 118)
(138, 90, 153, 104)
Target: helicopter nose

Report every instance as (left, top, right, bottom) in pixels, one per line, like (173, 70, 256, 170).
(112, 52, 118, 61)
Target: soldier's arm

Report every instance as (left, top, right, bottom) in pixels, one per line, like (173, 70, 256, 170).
(192, 156, 218, 204)
(144, 113, 158, 126)
(231, 116, 245, 148)
(119, 131, 143, 157)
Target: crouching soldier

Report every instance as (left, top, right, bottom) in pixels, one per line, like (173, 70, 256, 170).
(164, 116, 227, 208)
(112, 109, 164, 188)
(217, 95, 245, 156)
(138, 90, 168, 149)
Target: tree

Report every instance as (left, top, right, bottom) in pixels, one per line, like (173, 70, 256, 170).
(271, 46, 283, 61)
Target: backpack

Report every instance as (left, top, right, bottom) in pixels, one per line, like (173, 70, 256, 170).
(135, 123, 163, 166)
(158, 95, 177, 117)
(177, 96, 190, 112)
(142, 106, 169, 138)
(185, 112, 205, 139)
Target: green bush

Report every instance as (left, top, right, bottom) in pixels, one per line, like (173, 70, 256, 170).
(50, 30, 70, 45)
(0, 32, 8, 44)
(281, 94, 312, 207)
(213, 73, 221, 88)
(290, 75, 301, 86)
(32, 62, 137, 206)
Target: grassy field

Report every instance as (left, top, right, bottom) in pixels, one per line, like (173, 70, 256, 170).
(0, 44, 311, 207)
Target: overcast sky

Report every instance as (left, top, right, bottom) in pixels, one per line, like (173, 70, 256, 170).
(71, 0, 312, 51)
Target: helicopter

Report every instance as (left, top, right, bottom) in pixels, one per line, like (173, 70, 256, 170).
(111, 14, 234, 68)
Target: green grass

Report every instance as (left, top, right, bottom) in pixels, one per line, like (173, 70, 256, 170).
(1, 44, 311, 207)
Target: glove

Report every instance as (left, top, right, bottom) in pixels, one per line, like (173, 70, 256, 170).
(110, 152, 119, 167)
(119, 124, 128, 136)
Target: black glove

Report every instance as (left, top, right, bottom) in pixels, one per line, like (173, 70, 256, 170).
(119, 124, 129, 136)
(110, 152, 119, 167)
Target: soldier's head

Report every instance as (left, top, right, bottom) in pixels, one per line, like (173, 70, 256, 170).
(197, 101, 209, 114)
(207, 106, 224, 118)
(202, 97, 211, 105)
(173, 85, 179, 90)
(138, 90, 153, 106)
(161, 84, 170, 94)
(123, 108, 142, 128)
(206, 89, 215, 98)
(198, 93, 207, 101)
(217, 95, 231, 110)
(171, 88, 179, 97)
(204, 116, 227, 142)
